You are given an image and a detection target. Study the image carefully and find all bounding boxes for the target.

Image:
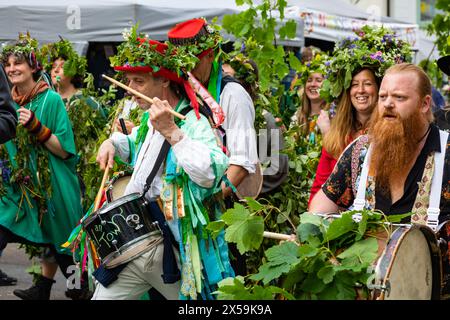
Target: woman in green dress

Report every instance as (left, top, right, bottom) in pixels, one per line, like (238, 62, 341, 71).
(41, 39, 108, 210)
(0, 34, 83, 300)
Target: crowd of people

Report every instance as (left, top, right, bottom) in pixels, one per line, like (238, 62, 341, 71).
(0, 18, 448, 300)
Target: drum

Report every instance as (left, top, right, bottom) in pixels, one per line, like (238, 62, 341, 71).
(436, 220, 450, 299)
(235, 162, 263, 200)
(106, 170, 132, 203)
(369, 224, 441, 300)
(82, 192, 161, 268)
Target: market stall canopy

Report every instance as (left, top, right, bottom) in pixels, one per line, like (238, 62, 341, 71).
(285, 0, 419, 52)
(0, 0, 304, 46)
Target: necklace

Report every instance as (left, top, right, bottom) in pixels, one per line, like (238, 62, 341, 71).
(418, 125, 431, 143)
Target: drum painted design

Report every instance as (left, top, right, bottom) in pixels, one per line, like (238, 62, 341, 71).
(82, 192, 160, 268)
(106, 170, 132, 202)
(371, 225, 441, 300)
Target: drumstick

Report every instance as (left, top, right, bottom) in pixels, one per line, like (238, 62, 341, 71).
(263, 231, 293, 241)
(93, 166, 110, 211)
(102, 74, 186, 120)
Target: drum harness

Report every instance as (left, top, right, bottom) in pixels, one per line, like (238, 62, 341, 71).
(351, 130, 448, 232)
(317, 130, 449, 295)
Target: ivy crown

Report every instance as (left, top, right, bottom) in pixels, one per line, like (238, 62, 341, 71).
(0, 32, 39, 64)
(298, 52, 330, 87)
(39, 39, 87, 78)
(110, 24, 200, 76)
(319, 25, 413, 103)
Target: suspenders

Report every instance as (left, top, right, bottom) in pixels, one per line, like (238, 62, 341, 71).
(352, 130, 449, 231)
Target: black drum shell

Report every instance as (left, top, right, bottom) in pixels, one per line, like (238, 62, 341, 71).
(82, 193, 155, 265)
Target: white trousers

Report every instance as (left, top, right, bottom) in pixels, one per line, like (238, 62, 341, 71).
(92, 241, 181, 300)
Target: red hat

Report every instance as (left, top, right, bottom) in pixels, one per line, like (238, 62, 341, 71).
(113, 37, 201, 119)
(168, 18, 220, 60)
(168, 18, 209, 45)
(113, 38, 168, 73)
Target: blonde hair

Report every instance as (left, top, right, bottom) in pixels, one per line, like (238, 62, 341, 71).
(297, 91, 328, 135)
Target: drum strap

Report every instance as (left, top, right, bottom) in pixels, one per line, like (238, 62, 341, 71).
(353, 144, 373, 212)
(142, 140, 171, 195)
(353, 130, 449, 230)
(425, 130, 449, 231)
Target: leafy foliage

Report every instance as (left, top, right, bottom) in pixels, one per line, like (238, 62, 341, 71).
(39, 39, 87, 78)
(320, 25, 413, 103)
(110, 24, 200, 77)
(216, 209, 409, 300)
(427, 0, 450, 56)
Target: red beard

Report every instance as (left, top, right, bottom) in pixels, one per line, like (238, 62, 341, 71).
(368, 108, 426, 194)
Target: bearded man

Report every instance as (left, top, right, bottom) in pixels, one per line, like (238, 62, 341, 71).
(309, 63, 450, 225)
(308, 63, 450, 297)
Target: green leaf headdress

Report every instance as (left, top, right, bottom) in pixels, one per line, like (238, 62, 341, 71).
(298, 52, 330, 87)
(0, 32, 42, 70)
(110, 23, 203, 119)
(39, 38, 87, 78)
(320, 25, 413, 103)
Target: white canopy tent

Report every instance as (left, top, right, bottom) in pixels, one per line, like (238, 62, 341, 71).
(285, 0, 421, 59)
(0, 0, 305, 53)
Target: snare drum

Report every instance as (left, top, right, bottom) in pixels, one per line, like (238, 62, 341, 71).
(370, 224, 441, 300)
(82, 192, 161, 268)
(106, 170, 132, 202)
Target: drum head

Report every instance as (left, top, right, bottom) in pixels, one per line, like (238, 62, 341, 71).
(375, 226, 440, 300)
(106, 172, 132, 202)
(235, 162, 263, 200)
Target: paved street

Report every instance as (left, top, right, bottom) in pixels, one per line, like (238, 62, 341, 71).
(0, 244, 68, 300)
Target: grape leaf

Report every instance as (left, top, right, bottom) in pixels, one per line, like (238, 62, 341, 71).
(206, 220, 225, 239)
(250, 242, 300, 284)
(336, 237, 378, 272)
(317, 265, 336, 284)
(325, 212, 355, 242)
(222, 203, 264, 254)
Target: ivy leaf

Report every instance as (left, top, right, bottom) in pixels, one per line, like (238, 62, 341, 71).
(222, 203, 264, 254)
(278, 20, 297, 40)
(250, 242, 299, 284)
(325, 212, 355, 242)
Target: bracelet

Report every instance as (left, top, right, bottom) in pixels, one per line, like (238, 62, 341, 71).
(24, 111, 52, 143)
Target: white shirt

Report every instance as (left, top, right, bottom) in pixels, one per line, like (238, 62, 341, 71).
(110, 118, 216, 202)
(219, 82, 258, 174)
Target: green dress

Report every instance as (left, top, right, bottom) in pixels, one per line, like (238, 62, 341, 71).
(0, 89, 83, 255)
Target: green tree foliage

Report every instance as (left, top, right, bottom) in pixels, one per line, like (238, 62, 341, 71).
(222, 0, 302, 126)
(427, 0, 450, 56)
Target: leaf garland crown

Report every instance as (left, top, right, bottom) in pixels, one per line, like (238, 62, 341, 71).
(39, 38, 87, 78)
(320, 25, 413, 103)
(0, 32, 40, 64)
(109, 23, 199, 76)
(298, 52, 330, 86)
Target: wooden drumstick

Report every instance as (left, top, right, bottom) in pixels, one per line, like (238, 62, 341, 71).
(93, 166, 110, 211)
(102, 74, 186, 120)
(263, 231, 293, 241)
